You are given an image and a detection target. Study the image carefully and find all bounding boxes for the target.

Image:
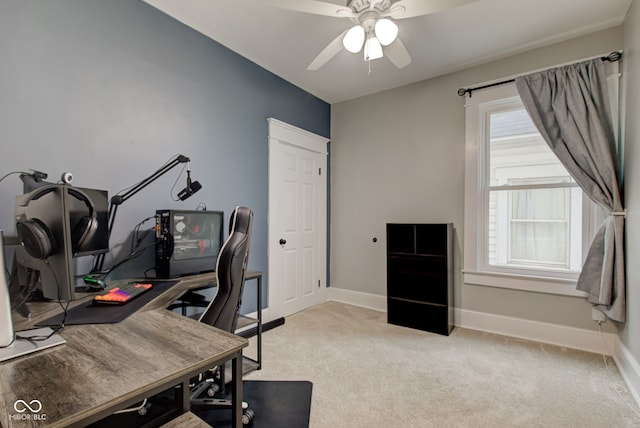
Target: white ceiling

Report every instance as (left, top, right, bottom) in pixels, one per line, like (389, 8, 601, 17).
(142, 0, 632, 104)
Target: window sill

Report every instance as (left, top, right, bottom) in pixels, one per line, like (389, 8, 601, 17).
(463, 270, 588, 297)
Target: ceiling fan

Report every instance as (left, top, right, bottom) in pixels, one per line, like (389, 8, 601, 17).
(265, 0, 477, 70)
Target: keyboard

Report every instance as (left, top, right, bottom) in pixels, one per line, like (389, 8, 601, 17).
(93, 282, 153, 305)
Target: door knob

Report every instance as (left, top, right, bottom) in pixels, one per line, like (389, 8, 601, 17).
(279, 239, 287, 245)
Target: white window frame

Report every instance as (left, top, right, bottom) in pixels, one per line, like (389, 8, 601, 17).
(463, 84, 593, 296)
(501, 178, 574, 269)
(484, 103, 586, 276)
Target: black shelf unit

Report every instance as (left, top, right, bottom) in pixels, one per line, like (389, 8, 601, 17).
(386, 223, 453, 336)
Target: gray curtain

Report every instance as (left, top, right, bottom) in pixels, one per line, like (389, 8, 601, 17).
(515, 59, 625, 322)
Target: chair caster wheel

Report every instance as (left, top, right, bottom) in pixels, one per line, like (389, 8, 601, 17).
(242, 408, 254, 425)
(207, 383, 220, 397)
(137, 403, 152, 416)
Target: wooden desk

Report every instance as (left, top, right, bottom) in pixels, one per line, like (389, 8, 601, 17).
(0, 275, 249, 428)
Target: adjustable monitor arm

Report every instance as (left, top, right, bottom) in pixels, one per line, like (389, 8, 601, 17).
(106, 154, 190, 235)
(94, 154, 190, 273)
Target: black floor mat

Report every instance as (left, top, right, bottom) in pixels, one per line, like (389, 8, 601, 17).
(195, 380, 313, 428)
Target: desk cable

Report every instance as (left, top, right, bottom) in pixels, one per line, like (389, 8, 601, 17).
(13, 262, 69, 345)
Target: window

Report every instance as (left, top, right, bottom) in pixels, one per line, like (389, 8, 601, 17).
(464, 85, 603, 295)
(486, 104, 585, 274)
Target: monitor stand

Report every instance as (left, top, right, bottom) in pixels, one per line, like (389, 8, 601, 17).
(0, 327, 66, 362)
(1, 231, 66, 362)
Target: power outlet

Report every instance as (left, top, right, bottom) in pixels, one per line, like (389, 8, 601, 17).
(592, 308, 607, 324)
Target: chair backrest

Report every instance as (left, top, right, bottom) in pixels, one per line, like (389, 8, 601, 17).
(198, 206, 253, 333)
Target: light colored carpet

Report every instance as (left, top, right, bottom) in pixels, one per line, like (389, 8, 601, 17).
(245, 301, 640, 428)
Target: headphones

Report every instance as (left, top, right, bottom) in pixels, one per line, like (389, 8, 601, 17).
(16, 185, 98, 259)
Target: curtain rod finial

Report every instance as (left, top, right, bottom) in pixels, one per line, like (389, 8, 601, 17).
(603, 51, 622, 62)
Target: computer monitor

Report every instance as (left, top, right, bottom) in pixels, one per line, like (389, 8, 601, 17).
(11, 185, 109, 302)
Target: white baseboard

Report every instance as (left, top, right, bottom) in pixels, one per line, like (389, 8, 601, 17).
(456, 308, 617, 356)
(614, 339, 640, 408)
(327, 287, 386, 312)
(327, 288, 616, 355)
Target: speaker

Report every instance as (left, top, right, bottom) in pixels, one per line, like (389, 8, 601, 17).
(16, 186, 98, 259)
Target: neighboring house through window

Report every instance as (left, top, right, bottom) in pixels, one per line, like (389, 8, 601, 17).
(463, 84, 606, 295)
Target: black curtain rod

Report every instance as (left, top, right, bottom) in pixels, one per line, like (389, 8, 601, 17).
(457, 51, 623, 97)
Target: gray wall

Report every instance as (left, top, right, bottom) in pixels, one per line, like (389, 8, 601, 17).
(621, 0, 640, 366)
(331, 27, 622, 332)
(0, 0, 330, 309)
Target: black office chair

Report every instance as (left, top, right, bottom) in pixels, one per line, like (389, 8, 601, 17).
(199, 206, 253, 333)
(101, 207, 254, 426)
(188, 206, 254, 424)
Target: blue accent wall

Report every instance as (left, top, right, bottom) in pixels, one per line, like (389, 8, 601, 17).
(0, 0, 330, 310)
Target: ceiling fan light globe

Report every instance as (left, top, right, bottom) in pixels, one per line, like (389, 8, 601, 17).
(343, 25, 365, 53)
(374, 18, 398, 46)
(364, 35, 383, 61)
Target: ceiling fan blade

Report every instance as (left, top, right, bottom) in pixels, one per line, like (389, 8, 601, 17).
(308, 29, 349, 70)
(384, 37, 411, 69)
(265, 0, 355, 18)
(387, 0, 477, 20)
